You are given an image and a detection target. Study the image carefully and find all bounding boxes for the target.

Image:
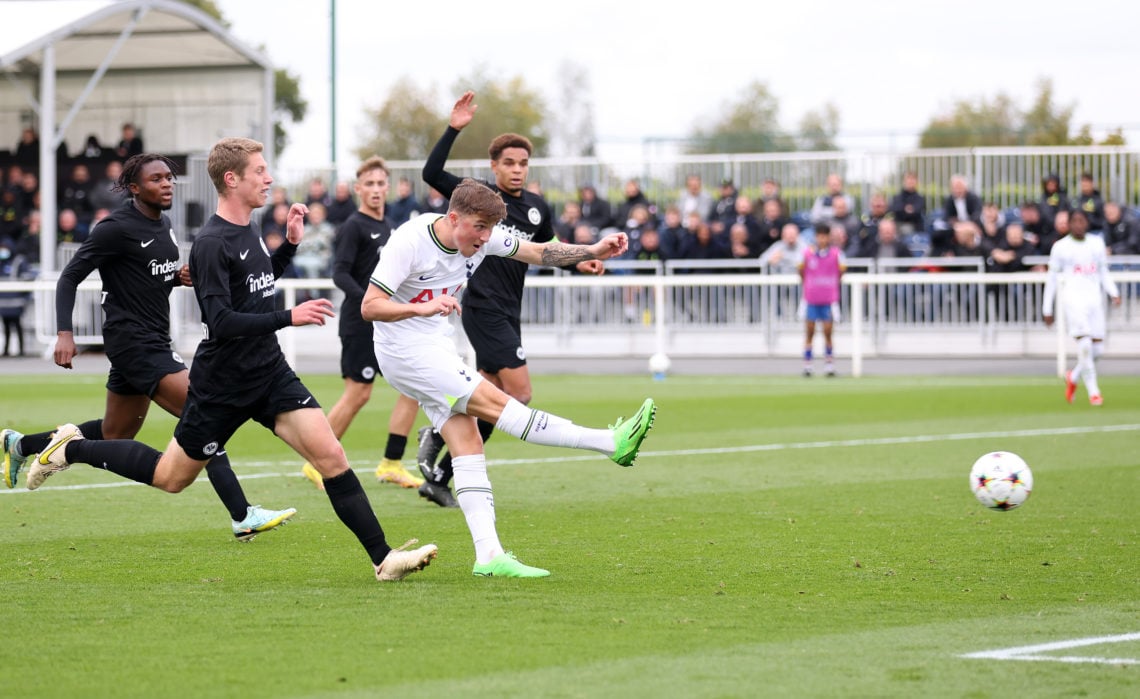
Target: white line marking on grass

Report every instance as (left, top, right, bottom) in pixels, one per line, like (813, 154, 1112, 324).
(4, 423, 1138, 495)
(961, 632, 1140, 665)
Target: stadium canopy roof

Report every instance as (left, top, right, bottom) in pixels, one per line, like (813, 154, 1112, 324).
(1, 0, 274, 272)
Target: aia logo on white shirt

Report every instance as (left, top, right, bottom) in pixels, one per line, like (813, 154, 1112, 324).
(1072, 263, 1098, 274)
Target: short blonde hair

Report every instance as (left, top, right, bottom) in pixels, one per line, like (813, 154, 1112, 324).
(207, 137, 263, 194)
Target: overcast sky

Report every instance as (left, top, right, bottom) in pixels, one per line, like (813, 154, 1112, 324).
(216, 0, 1140, 178)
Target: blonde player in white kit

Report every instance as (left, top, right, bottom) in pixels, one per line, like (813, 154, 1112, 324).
(362, 179, 657, 578)
(1043, 208, 1121, 405)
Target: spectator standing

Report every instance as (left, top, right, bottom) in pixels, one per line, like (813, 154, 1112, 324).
(755, 198, 788, 253)
(616, 178, 657, 229)
(554, 200, 583, 242)
(0, 239, 30, 356)
(809, 173, 855, 226)
(889, 170, 926, 235)
(57, 208, 85, 244)
(89, 160, 128, 213)
(678, 174, 713, 222)
(115, 123, 143, 161)
(293, 202, 334, 282)
(1018, 201, 1046, 252)
(978, 202, 1005, 255)
(828, 196, 860, 252)
(578, 184, 613, 230)
(14, 128, 39, 170)
(757, 177, 788, 219)
(1039, 209, 1070, 255)
(657, 205, 688, 261)
(59, 163, 95, 227)
(387, 177, 419, 226)
(935, 174, 982, 255)
(1038, 172, 1068, 232)
(850, 192, 890, 257)
(709, 179, 737, 233)
(799, 223, 846, 377)
(304, 177, 330, 208)
(1074, 173, 1106, 232)
(325, 181, 356, 226)
(420, 186, 449, 215)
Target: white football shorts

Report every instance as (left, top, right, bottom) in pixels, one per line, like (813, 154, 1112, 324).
(1063, 296, 1106, 339)
(374, 332, 483, 429)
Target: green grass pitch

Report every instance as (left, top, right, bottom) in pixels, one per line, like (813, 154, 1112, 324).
(2, 371, 1138, 698)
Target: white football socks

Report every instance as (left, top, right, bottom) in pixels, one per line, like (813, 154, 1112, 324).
(452, 454, 502, 564)
(495, 397, 615, 455)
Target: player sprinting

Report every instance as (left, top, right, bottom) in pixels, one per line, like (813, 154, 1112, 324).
(23, 138, 437, 581)
(414, 90, 606, 508)
(1, 153, 294, 541)
(298, 156, 423, 491)
(362, 178, 656, 578)
(1043, 207, 1121, 405)
(799, 223, 846, 377)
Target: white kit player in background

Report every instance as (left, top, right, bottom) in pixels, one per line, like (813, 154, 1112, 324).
(1042, 208, 1121, 406)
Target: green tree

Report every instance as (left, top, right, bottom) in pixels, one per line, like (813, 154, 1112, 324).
(687, 81, 796, 154)
(178, 0, 306, 158)
(356, 70, 550, 162)
(797, 103, 840, 152)
(354, 78, 442, 161)
(549, 60, 596, 157)
(919, 93, 1021, 147)
(918, 79, 1126, 148)
(1020, 79, 1074, 146)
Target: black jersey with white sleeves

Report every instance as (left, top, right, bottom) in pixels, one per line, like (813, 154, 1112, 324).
(54, 200, 181, 349)
(332, 209, 390, 337)
(422, 126, 556, 316)
(187, 214, 296, 398)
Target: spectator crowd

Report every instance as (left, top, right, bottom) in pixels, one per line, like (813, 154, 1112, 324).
(3, 122, 1140, 355)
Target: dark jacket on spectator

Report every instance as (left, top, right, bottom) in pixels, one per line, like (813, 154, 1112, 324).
(1074, 189, 1106, 231)
(1105, 211, 1140, 255)
(889, 189, 926, 232)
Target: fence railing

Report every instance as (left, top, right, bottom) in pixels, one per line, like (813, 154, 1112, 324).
(5, 268, 1138, 377)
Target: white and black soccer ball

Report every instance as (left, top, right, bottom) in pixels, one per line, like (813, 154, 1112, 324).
(969, 451, 1033, 511)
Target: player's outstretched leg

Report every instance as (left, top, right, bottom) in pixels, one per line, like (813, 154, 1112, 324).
(2, 428, 27, 489)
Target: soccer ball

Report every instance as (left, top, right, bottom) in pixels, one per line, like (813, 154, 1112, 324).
(648, 352, 671, 379)
(969, 451, 1033, 511)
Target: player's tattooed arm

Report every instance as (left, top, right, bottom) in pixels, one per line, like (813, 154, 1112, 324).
(540, 241, 596, 267)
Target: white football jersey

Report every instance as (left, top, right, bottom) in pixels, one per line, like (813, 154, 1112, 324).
(369, 213, 520, 343)
(1042, 234, 1118, 316)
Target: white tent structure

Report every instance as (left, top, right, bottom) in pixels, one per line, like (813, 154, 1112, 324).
(0, 0, 274, 272)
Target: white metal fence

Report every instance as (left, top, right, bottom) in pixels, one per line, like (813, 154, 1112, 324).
(4, 265, 1138, 378)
